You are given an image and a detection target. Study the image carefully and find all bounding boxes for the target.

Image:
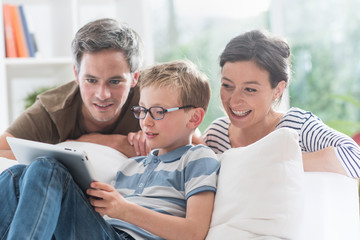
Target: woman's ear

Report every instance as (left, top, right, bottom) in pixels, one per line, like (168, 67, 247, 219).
(273, 80, 286, 100)
(187, 108, 205, 129)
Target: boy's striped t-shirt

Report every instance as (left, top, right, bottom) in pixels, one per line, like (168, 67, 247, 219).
(106, 144, 219, 240)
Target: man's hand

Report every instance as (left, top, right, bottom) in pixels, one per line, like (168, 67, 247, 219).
(127, 130, 151, 156)
(73, 133, 138, 158)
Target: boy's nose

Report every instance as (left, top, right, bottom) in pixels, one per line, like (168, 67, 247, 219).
(142, 112, 154, 126)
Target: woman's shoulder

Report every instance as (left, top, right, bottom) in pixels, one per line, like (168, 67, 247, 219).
(279, 107, 321, 126)
(203, 116, 231, 154)
(205, 116, 230, 132)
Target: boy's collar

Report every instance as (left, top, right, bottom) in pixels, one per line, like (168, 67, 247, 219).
(143, 145, 193, 166)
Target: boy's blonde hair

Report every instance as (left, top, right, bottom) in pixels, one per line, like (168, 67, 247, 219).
(139, 60, 211, 111)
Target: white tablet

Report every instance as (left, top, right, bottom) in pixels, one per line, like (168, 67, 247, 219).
(7, 137, 97, 193)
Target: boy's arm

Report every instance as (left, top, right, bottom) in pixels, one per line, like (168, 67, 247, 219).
(88, 182, 215, 240)
(122, 191, 215, 240)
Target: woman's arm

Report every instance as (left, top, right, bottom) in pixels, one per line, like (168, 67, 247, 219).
(285, 108, 360, 178)
(302, 147, 347, 175)
(88, 181, 215, 240)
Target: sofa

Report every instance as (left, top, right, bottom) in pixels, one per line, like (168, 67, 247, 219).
(1, 128, 359, 239)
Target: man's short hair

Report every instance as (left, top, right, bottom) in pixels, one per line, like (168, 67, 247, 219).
(71, 18, 144, 74)
(139, 60, 211, 112)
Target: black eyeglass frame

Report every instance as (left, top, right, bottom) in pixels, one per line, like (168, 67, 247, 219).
(131, 105, 195, 120)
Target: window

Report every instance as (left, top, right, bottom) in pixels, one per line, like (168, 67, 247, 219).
(147, 0, 360, 136)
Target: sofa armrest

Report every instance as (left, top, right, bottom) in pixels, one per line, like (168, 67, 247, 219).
(300, 172, 360, 240)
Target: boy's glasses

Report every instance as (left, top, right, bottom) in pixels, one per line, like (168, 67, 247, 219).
(131, 105, 195, 120)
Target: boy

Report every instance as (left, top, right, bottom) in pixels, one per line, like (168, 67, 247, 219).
(0, 60, 219, 240)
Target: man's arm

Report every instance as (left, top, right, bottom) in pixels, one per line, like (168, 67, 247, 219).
(0, 132, 16, 159)
(73, 133, 137, 157)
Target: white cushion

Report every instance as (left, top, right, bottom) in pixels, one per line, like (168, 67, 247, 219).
(206, 128, 305, 239)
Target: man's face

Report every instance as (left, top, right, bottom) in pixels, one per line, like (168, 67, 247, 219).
(75, 49, 138, 129)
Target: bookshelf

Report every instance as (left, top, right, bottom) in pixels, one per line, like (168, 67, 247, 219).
(0, 0, 153, 133)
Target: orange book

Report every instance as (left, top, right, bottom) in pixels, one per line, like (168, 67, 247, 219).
(2, 4, 18, 57)
(9, 4, 29, 58)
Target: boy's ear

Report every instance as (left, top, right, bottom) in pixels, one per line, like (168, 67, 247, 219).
(187, 108, 205, 129)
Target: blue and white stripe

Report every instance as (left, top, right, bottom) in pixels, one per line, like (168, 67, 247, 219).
(203, 117, 231, 154)
(106, 144, 219, 240)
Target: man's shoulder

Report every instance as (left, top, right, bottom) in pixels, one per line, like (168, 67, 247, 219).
(37, 81, 80, 113)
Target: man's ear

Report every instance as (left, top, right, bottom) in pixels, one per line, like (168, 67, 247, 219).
(131, 71, 140, 88)
(187, 108, 205, 129)
(73, 65, 79, 85)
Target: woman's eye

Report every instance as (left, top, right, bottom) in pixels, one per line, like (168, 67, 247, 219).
(221, 83, 232, 88)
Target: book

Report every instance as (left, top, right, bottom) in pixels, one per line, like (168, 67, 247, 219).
(2, 4, 17, 57)
(19, 5, 35, 57)
(9, 5, 29, 58)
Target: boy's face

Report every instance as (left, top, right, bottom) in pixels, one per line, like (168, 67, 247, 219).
(74, 49, 138, 130)
(139, 86, 194, 155)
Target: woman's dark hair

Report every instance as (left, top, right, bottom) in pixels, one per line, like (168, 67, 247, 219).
(220, 30, 291, 89)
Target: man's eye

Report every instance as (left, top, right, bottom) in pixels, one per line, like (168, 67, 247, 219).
(86, 78, 96, 83)
(110, 80, 121, 85)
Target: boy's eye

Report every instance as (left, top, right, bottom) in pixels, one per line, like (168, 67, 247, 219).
(155, 109, 165, 115)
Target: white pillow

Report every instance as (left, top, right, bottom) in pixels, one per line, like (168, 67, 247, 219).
(206, 128, 305, 240)
(57, 141, 128, 184)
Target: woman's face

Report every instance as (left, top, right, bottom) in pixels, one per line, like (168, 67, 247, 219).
(220, 60, 283, 130)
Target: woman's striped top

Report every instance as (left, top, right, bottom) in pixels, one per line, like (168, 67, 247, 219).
(203, 107, 360, 178)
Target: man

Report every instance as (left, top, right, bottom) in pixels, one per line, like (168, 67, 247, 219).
(0, 18, 144, 159)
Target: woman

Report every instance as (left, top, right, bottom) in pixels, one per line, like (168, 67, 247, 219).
(203, 30, 360, 178)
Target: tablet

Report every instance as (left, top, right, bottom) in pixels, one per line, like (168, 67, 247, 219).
(6, 137, 97, 193)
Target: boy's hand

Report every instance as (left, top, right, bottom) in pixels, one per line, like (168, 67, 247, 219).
(127, 130, 151, 156)
(87, 181, 128, 219)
